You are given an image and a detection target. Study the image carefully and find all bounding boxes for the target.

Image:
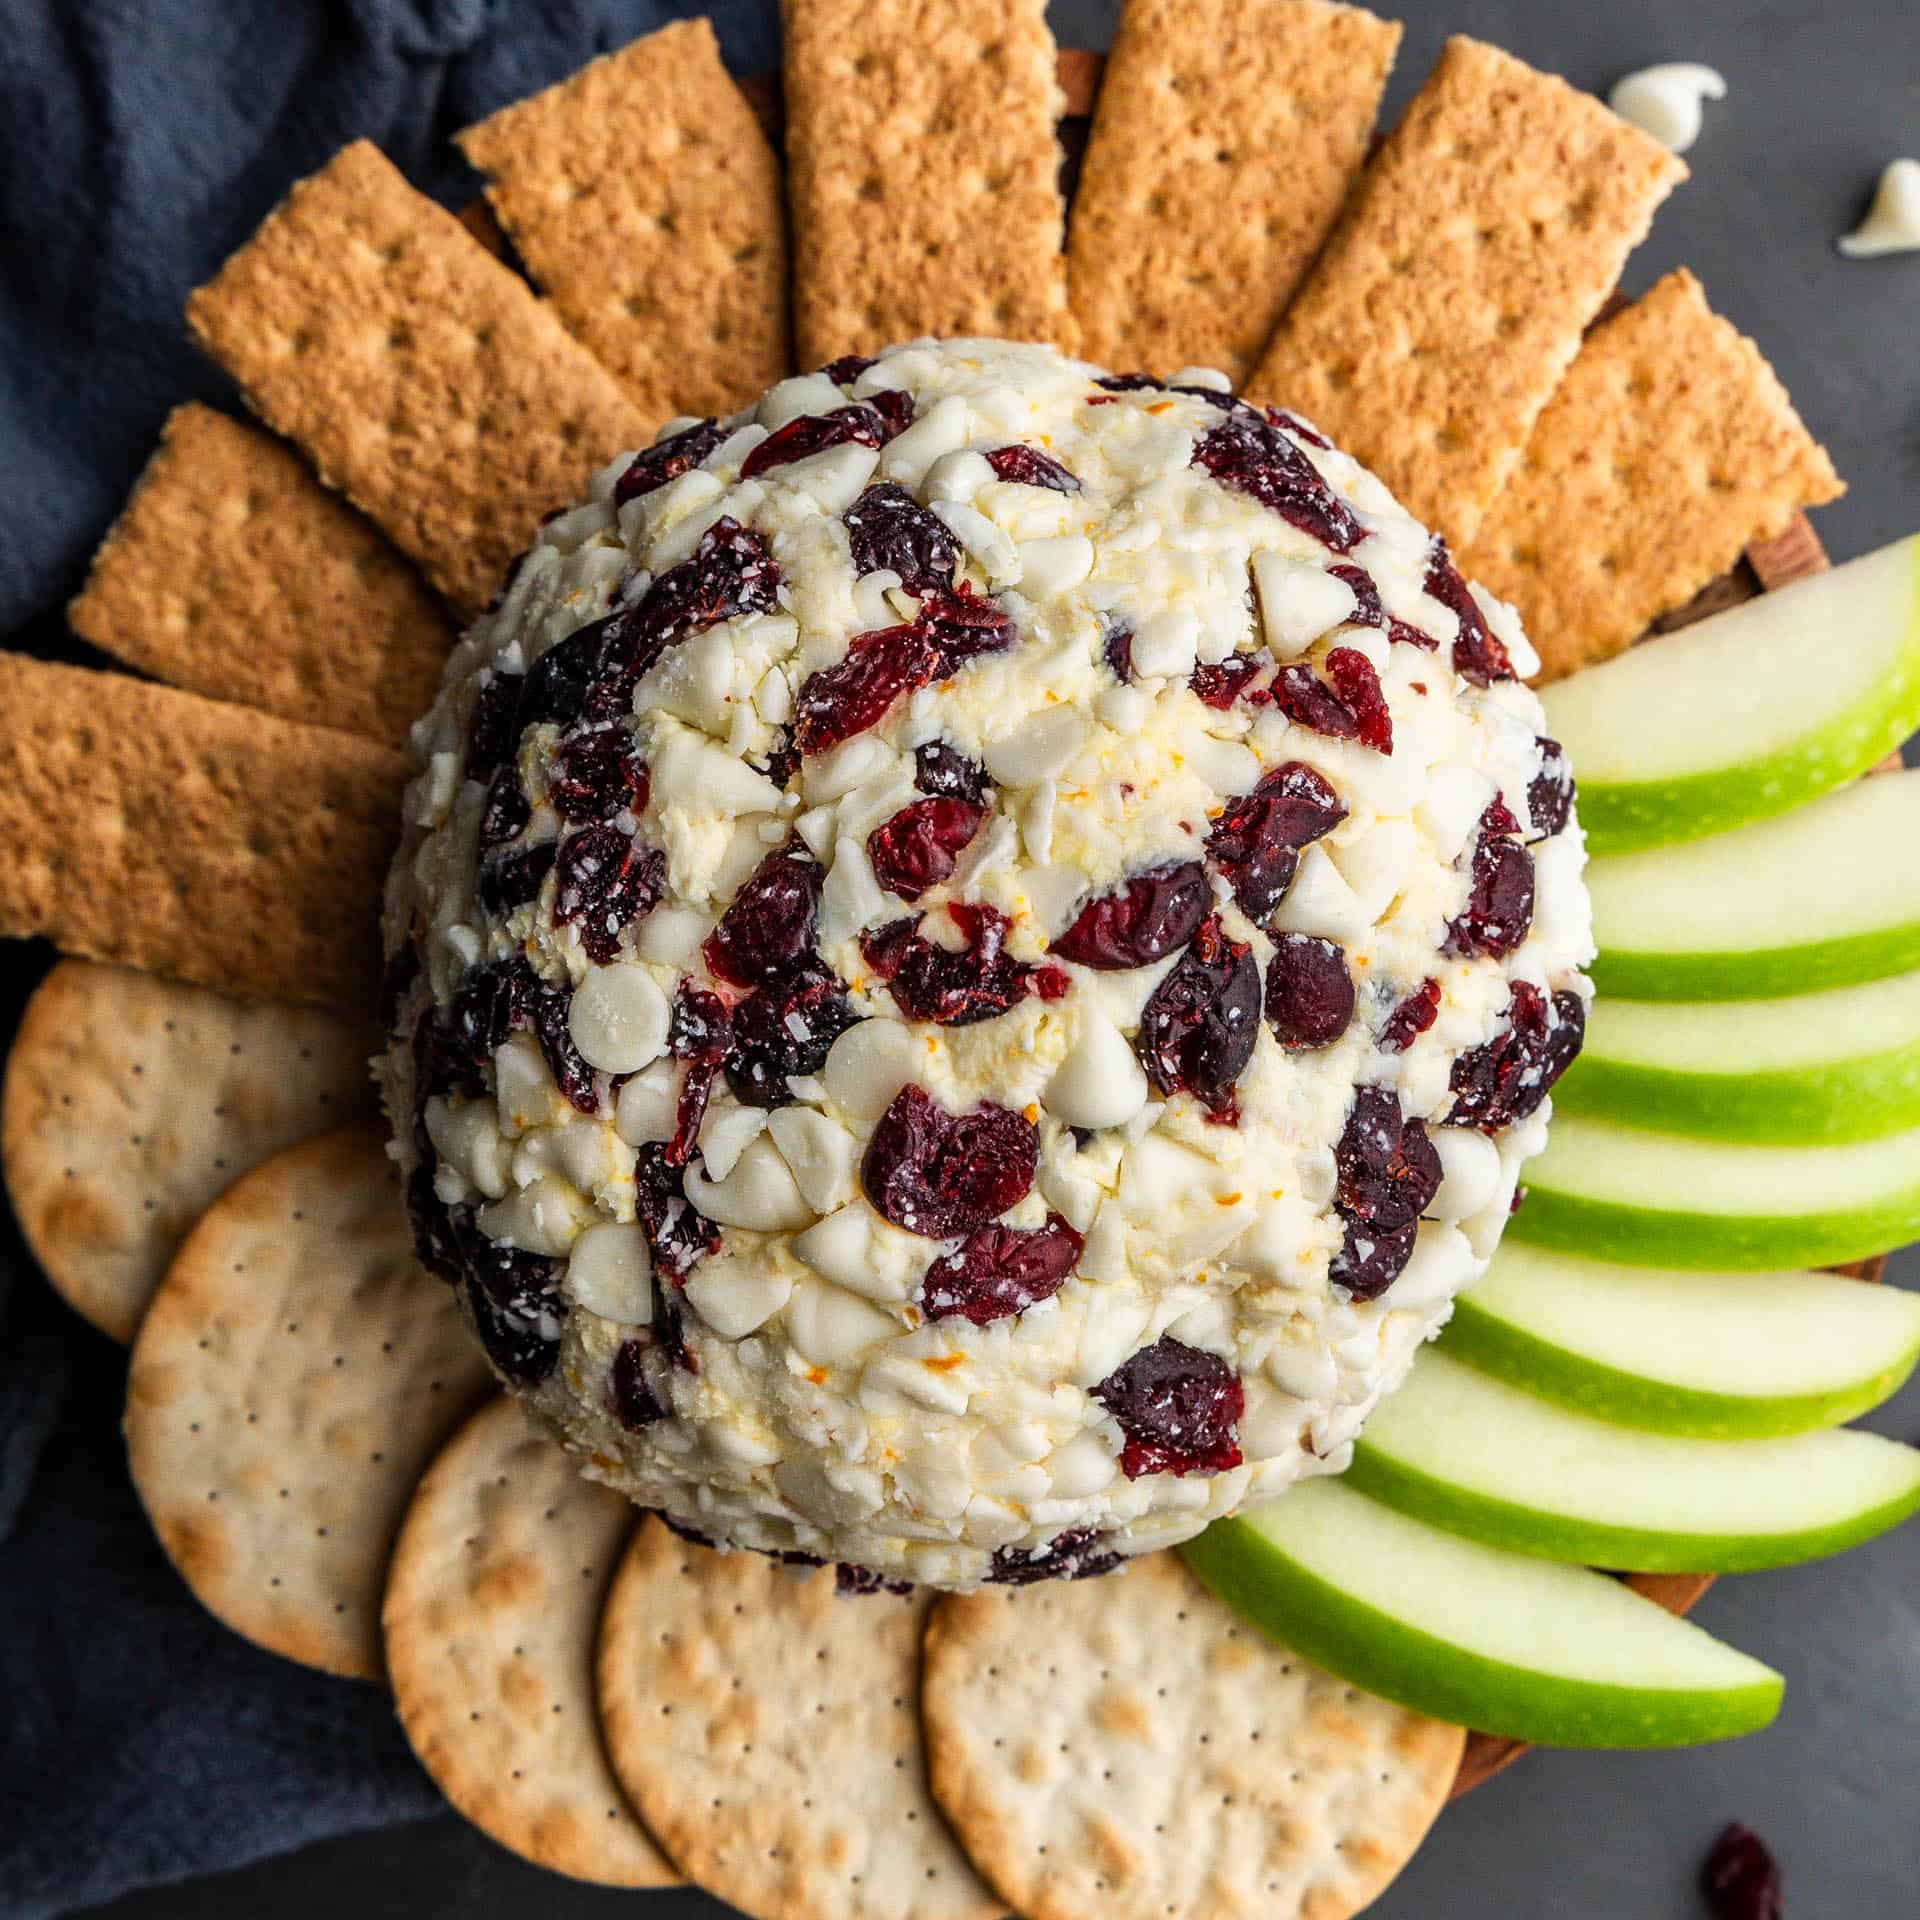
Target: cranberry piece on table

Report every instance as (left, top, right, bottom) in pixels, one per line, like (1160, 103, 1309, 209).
(1701, 1823, 1783, 1920)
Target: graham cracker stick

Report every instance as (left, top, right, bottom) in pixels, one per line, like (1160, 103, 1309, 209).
(1246, 37, 1686, 543)
(458, 20, 788, 425)
(1463, 270, 1842, 681)
(781, 0, 1071, 366)
(186, 141, 651, 618)
(68, 404, 451, 744)
(1069, 0, 1400, 385)
(0, 654, 404, 1011)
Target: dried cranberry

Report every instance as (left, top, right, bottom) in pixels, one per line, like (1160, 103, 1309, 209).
(466, 671, 524, 780)
(667, 985, 732, 1163)
(597, 517, 779, 713)
(1189, 654, 1270, 709)
(1095, 372, 1165, 393)
(633, 1142, 722, 1280)
(987, 1526, 1121, 1586)
(794, 623, 939, 756)
(613, 419, 725, 506)
(420, 959, 539, 1099)
(869, 389, 915, 440)
(843, 483, 957, 596)
(1330, 1215, 1419, 1300)
(1192, 411, 1362, 552)
(518, 625, 603, 732)
(1335, 1086, 1441, 1232)
(1424, 542, 1514, 686)
(657, 1512, 717, 1547)
(741, 404, 885, 478)
(609, 1338, 667, 1429)
(549, 725, 647, 825)
(1265, 405, 1330, 449)
(919, 584, 1017, 671)
(860, 1085, 1037, 1237)
(531, 984, 599, 1114)
(724, 961, 860, 1108)
(984, 445, 1079, 492)
(406, 1165, 467, 1283)
(477, 840, 557, 917)
(760, 729, 802, 792)
(1093, 1337, 1244, 1479)
(867, 796, 985, 900)
(819, 354, 876, 387)
(920, 1213, 1083, 1324)
(703, 846, 824, 987)
(478, 763, 531, 851)
(861, 904, 1052, 1026)
(835, 1563, 915, 1596)
(1446, 982, 1584, 1132)
(1328, 563, 1435, 651)
(1701, 1824, 1783, 1920)
(465, 1239, 565, 1385)
(1135, 916, 1261, 1120)
(1480, 795, 1522, 840)
(1379, 977, 1441, 1052)
(554, 826, 666, 963)
(1528, 737, 1574, 839)
(914, 740, 989, 805)
(1051, 860, 1210, 970)
(1103, 626, 1135, 682)
(1205, 761, 1345, 923)
(1325, 647, 1392, 753)
(1266, 934, 1354, 1049)
(1446, 836, 1535, 958)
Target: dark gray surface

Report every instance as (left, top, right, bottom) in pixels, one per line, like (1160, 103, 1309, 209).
(80, 0, 1920, 1915)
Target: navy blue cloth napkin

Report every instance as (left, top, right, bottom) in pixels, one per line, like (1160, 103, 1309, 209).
(0, 2, 776, 1912)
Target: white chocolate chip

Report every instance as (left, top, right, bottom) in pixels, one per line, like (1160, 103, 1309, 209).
(824, 1019, 926, 1126)
(1130, 607, 1200, 680)
(684, 1254, 793, 1339)
(1608, 63, 1725, 154)
(785, 1276, 897, 1366)
(565, 1221, 655, 1324)
(983, 707, 1088, 787)
(1043, 1013, 1149, 1131)
(922, 448, 997, 504)
(1839, 158, 1920, 258)
(683, 1136, 816, 1232)
(1254, 551, 1358, 659)
(1014, 534, 1095, 599)
(1269, 843, 1372, 944)
(1386, 1223, 1477, 1311)
(424, 1097, 512, 1201)
(567, 964, 670, 1074)
(477, 1173, 593, 1256)
(791, 1202, 929, 1303)
(1429, 1126, 1501, 1222)
(698, 1101, 769, 1182)
(817, 835, 892, 946)
(767, 1108, 860, 1213)
(613, 1061, 679, 1147)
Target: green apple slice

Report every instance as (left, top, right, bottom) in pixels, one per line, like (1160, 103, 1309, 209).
(1346, 1348, 1920, 1572)
(1554, 969, 1920, 1143)
(1443, 1242, 1920, 1437)
(1588, 770, 1920, 1000)
(1507, 1111, 1920, 1268)
(1543, 533, 1920, 854)
(1181, 1479, 1783, 1748)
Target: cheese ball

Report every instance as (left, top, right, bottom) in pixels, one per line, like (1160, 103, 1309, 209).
(380, 339, 1593, 1590)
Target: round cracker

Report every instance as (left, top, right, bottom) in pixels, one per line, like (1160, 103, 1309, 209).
(383, 1395, 676, 1887)
(922, 1552, 1465, 1920)
(125, 1125, 492, 1680)
(2, 959, 375, 1342)
(596, 1521, 1000, 1920)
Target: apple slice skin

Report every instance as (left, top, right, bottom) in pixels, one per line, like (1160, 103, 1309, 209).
(1441, 1291, 1920, 1439)
(1553, 1039, 1920, 1145)
(1592, 924, 1920, 1002)
(1507, 1183, 1920, 1272)
(1344, 1434, 1920, 1576)
(1551, 536, 1920, 856)
(1180, 1516, 1783, 1750)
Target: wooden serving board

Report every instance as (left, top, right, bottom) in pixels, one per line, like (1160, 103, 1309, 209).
(466, 45, 1869, 1799)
